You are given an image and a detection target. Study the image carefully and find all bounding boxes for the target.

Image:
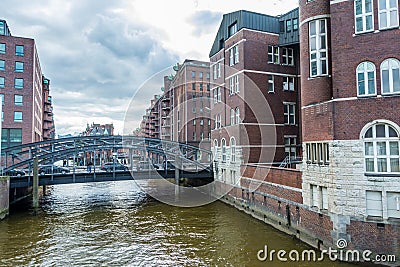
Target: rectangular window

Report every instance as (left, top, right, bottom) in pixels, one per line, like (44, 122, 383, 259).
(206, 72, 210, 79)
(284, 136, 297, 159)
(228, 22, 238, 37)
(283, 77, 295, 91)
(286, 19, 292, 32)
(379, 0, 399, 29)
(192, 71, 196, 78)
(293, 18, 299, 31)
(217, 62, 221, 78)
(311, 185, 319, 207)
(0, 77, 4, 88)
(309, 19, 328, 77)
(193, 119, 196, 126)
(192, 83, 196, 90)
(217, 87, 221, 102)
(200, 119, 204, 126)
(15, 45, 24, 56)
(229, 77, 234, 95)
(229, 45, 239, 66)
(14, 111, 22, 122)
(268, 75, 274, 93)
(199, 72, 203, 79)
(0, 60, 4, 71)
(355, 0, 374, 33)
(366, 191, 383, 217)
(0, 43, 5, 54)
(268, 45, 279, 64)
(284, 103, 295, 125)
(1, 128, 22, 149)
(213, 88, 218, 104)
(193, 132, 196, 141)
(207, 84, 210, 91)
(15, 61, 24, 73)
(213, 64, 217, 80)
(200, 84, 203, 91)
(235, 74, 239, 93)
(15, 78, 23, 89)
(14, 95, 23, 106)
(321, 187, 328, 210)
(306, 144, 311, 162)
(0, 94, 4, 105)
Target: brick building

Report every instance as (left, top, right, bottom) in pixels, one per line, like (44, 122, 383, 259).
(211, 4, 400, 264)
(0, 20, 55, 150)
(209, 10, 301, 186)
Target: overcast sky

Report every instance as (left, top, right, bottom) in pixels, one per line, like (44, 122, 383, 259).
(2, 0, 297, 136)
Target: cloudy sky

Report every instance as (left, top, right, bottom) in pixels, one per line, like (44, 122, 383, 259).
(2, 0, 297, 136)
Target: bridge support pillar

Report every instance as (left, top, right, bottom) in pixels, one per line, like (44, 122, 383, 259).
(33, 157, 39, 215)
(0, 176, 10, 220)
(43, 185, 47, 196)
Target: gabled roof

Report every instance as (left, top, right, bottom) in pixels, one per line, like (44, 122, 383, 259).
(209, 10, 280, 58)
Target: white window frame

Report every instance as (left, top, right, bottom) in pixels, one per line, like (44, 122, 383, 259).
(378, 0, 399, 30)
(355, 0, 374, 33)
(357, 61, 376, 96)
(217, 87, 221, 102)
(283, 76, 295, 91)
(309, 19, 328, 77)
(230, 108, 235, 125)
(230, 137, 236, 163)
(284, 103, 296, 125)
(213, 64, 217, 80)
(217, 62, 221, 78)
(221, 138, 227, 162)
(381, 58, 400, 95)
(268, 75, 274, 93)
(229, 77, 234, 95)
(235, 107, 240, 124)
(235, 74, 240, 93)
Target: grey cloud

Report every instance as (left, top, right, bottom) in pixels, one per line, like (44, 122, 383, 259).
(188, 10, 223, 35)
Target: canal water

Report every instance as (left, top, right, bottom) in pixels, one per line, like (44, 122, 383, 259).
(0, 181, 357, 267)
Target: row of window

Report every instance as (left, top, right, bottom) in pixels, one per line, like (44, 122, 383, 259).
(268, 75, 295, 93)
(0, 94, 23, 106)
(0, 77, 24, 89)
(213, 137, 237, 163)
(366, 190, 400, 218)
(192, 132, 211, 141)
(0, 43, 24, 56)
(1, 128, 22, 149)
(357, 58, 400, 96)
(310, 184, 328, 210)
(229, 75, 240, 95)
(280, 18, 299, 33)
(0, 60, 24, 72)
(191, 82, 211, 91)
(191, 71, 210, 79)
(306, 142, 330, 165)
(268, 46, 294, 66)
(355, 0, 399, 34)
(192, 119, 212, 126)
(1, 111, 23, 122)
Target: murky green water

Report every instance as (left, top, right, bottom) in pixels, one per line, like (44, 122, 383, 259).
(0, 181, 357, 266)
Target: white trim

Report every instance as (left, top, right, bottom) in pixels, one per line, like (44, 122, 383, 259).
(226, 39, 246, 51)
(300, 14, 331, 27)
(301, 97, 358, 109)
(240, 123, 285, 126)
(359, 119, 400, 139)
(331, 0, 351, 5)
(210, 57, 225, 67)
(224, 69, 300, 80)
(226, 28, 279, 44)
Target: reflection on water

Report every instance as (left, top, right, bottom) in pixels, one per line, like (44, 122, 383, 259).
(0, 181, 356, 266)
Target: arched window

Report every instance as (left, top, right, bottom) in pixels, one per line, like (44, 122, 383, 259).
(357, 61, 376, 96)
(213, 139, 218, 160)
(381, 58, 400, 94)
(230, 108, 235, 125)
(230, 137, 236, 163)
(235, 107, 241, 124)
(363, 123, 400, 173)
(221, 138, 226, 162)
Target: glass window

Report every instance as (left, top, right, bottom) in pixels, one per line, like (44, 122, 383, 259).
(15, 45, 24, 56)
(235, 107, 240, 124)
(0, 60, 4, 71)
(14, 78, 23, 89)
(199, 72, 203, 79)
(222, 138, 226, 162)
(192, 83, 196, 90)
(206, 72, 210, 79)
(363, 123, 400, 173)
(381, 58, 400, 94)
(229, 45, 239, 66)
(235, 75, 239, 93)
(268, 75, 274, 93)
(286, 20, 292, 32)
(1, 128, 22, 149)
(283, 77, 295, 91)
(15, 62, 24, 72)
(0, 94, 4, 105)
(14, 111, 23, 122)
(284, 103, 296, 125)
(378, 0, 399, 29)
(14, 95, 23, 106)
(230, 137, 236, 163)
(230, 108, 235, 125)
(0, 77, 4, 88)
(309, 19, 328, 77)
(355, 0, 374, 33)
(200, 84, 203, 91)
(191, 71, 196, 78)
(357, 61, 376, 96)
(230, 77, 234, 95)
(293, 18, 299, 31)
(229, 22, 238, 37)
(0, 43, 5, 54)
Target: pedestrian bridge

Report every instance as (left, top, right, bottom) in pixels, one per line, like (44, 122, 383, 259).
(1, 136, 213, 189)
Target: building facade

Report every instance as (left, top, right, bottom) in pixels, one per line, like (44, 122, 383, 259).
(209, 10, 301, 186)
(0, 20, 55, 151)
(42, 76, 55, 141)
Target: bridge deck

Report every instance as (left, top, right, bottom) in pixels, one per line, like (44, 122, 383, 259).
(9, 170, 213, 188)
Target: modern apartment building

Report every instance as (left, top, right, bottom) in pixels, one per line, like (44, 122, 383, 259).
(0, 20, 55, 150)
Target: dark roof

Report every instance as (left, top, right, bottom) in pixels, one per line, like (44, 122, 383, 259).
(209, 10, 280, 58)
